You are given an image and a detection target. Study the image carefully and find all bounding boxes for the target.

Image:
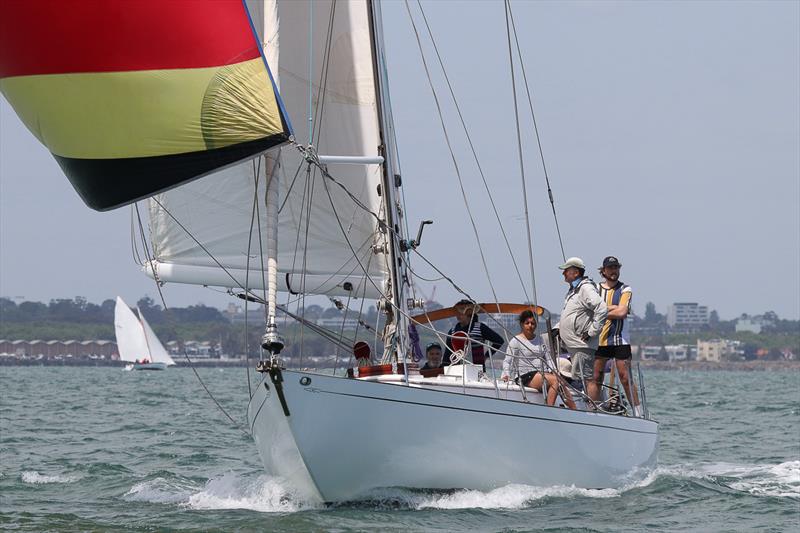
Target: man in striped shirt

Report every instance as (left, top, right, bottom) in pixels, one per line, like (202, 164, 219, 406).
(593, 256, 642, 416)
(445, 299, 505, 370)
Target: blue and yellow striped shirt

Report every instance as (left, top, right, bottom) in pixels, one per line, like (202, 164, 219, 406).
(598, 282, 632, 347)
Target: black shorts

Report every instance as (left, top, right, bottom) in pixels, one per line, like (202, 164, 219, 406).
(596, 344, 632, 360)
(514, 371, 539, 386)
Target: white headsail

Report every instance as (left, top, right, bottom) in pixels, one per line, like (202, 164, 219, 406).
(146, 0, 389, 300)
(113, 296, 150, 363)
(138, 309, 176, 366)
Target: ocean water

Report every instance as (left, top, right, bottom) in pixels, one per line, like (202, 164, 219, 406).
(1, 367, 797, 532)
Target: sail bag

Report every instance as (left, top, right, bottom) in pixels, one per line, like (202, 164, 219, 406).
(0, 0, 291, 210)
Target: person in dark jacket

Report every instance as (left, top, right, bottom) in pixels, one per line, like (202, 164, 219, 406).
(445, 300, 504, 370)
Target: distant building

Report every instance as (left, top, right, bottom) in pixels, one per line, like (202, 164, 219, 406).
(488, 313, 520, 336)
(664, 344, 691, 361)
(223, 302, 267, 324)
(316, 317, 361, 331)
(667, 303, 709, 330)
(182, 340, 218, 358)
(639, 345, 663, 360)
(697, 339, 743, 362)
(735, 314, 775, 334)
(0, 339, 117, 359)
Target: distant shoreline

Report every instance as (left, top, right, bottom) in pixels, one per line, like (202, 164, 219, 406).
(638, 360, 800, 371)
(1, 358, 798, 371)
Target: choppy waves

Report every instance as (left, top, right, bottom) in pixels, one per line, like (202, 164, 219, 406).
(3, 367, 798, 531)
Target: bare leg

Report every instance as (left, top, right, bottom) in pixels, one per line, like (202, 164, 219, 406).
(616, 359, 639, 409)
(586, 379, 600, 402)
(531, 373, 551, 404)
(594, 357, 608, 400)
(548, 373, 576, 409)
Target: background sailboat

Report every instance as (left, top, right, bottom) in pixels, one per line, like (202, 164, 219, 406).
(114, 297, 176, 371)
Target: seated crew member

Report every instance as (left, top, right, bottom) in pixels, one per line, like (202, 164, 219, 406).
(502, 310, 576, 409)
(445, 299, 504, 370)
(420, 343, 445, 370)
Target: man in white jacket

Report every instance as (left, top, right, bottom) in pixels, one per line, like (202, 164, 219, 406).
(558, 257, 608, 403)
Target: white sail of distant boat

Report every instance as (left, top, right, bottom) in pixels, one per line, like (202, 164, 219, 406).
(114, 297, 175, 371)
(2, 0, 658, 504)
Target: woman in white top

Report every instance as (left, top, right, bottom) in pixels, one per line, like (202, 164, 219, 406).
(502, 310, 576, 409)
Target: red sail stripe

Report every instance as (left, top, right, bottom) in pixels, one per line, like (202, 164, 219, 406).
(0, 0, 261, 78)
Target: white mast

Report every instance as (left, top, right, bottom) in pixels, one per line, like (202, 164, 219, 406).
(368, 0, 411, 366)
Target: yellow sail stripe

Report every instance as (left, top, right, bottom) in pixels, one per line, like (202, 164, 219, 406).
(0, 58, 282, 159)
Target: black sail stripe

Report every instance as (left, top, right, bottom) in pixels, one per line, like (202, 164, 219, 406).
(55, 133, 289, 211)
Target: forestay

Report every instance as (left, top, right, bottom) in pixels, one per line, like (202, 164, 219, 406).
(147, 0, 389, 299)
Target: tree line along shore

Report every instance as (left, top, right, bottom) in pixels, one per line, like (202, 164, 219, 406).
(1, 297, 797, 363)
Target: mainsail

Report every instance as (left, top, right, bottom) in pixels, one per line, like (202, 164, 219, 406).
(0, 1, 290, 211)
(146, 0, 390, 299)
(113, 297, 150, 364)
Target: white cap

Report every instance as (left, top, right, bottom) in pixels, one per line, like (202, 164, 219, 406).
(558, 358, 574, 379)
(558, 257, 585, 270)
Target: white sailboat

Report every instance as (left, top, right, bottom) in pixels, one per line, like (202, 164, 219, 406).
(144, 1, 658, 503)
(114, 297, 176, 371)
(1, 0, 658, 504)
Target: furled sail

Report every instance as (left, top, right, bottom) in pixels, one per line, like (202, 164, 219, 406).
(0, 1, 290, 211)
(138, 309, 176, 366)
(114, 297, 150, 363)
(146, 0, 390, 299)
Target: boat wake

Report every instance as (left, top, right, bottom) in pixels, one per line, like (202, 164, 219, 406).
(119, 460, 797, 513)
(125, 474, 197, 504)
(654, 460, 800, 499)
(124, 472, 322, 512)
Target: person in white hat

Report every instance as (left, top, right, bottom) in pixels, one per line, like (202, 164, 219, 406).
(557, 257, 607, 403)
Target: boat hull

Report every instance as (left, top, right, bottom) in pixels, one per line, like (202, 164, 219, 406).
(247, 369, 658, 503)
(133, 362, 167, 371)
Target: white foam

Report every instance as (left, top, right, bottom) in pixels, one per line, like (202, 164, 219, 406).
(21, 471, 80, 484)
(355, 461, 800, 509)
(125, 477, 197, 504)
(418, 484, 620, 509)
(355, 483, 621, 510)
(633, 461, 800, 499)
(706, 461, 800, 498)
(185, 472, 322, 512)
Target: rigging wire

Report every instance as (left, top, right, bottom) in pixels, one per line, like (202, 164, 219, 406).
(503, 0, 539, 307)
(130, 204, 145, 266)
(307, 0, 314, 145)
(242, 161, 266, 397)
(402, 0, 502, 310)
(311, 0, 337, 146)
(253, 157, 270, 322)
(412, 0, 531, 303)
(298, 164, 318, 367)
(133, 202, 250, 435)
(507, 2, 566, 261)
(277, 160, 305, 214)
(284, 161, 312, 353)
(332, 292, 352, 374)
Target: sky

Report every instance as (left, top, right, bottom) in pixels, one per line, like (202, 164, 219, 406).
(1, 0, 798, 320)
